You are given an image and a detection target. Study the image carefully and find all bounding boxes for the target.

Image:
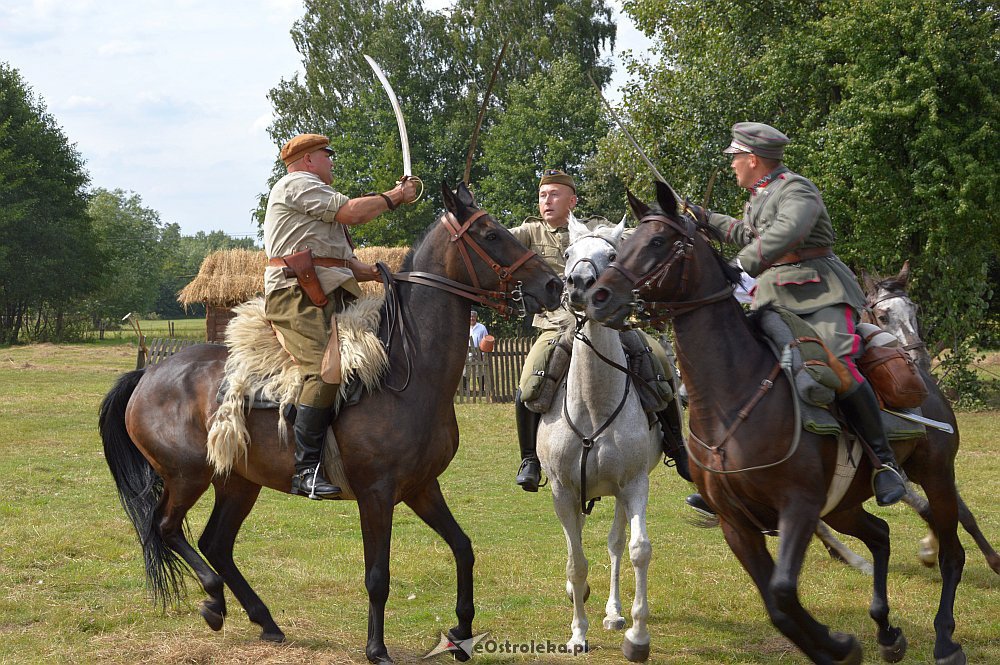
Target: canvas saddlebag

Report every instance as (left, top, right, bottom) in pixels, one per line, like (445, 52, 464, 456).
(858, 330, 928, 409)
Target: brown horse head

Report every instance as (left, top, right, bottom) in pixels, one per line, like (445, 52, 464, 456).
(589, 180, 740, 328)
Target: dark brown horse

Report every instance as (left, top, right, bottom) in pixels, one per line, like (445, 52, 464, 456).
(587, 182, 967, 665)
(98, 182, 562, 664)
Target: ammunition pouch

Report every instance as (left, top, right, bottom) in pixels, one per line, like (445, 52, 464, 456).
(620, 330, 674, 413)
(523, 333, 573, 413)
(858, 327, 928, 408)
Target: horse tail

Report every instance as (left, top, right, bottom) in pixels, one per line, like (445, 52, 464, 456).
(98, 369, 187, 609)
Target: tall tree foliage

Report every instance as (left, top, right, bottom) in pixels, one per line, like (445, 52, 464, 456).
(477, 56, 609, 222)
(605, 0, 997, 396)
(262, 0, 616, 244)
(84, 189, 165, 330)
(0, 63, 97, 344)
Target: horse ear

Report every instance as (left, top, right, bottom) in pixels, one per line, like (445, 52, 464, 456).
(568, 212, 588, 243)
(611, 217, 627, 245)
(654, 181, 678, 217)
(456, 181, 478, 208)
(861, 269, 878, 295)
(626, 188, 649, 220)
(897, 260, 910, 286)
(441, 181, 458, 215)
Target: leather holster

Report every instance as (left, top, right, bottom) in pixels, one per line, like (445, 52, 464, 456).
(280, 249, 329, 307)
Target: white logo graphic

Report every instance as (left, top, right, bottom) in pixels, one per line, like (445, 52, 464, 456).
(423, 632, 490, 659)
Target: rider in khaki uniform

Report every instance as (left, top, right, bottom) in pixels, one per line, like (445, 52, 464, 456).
(511, 169, 689, 491)
(264, 133, 418, 499)
(686, 122, 907, 508)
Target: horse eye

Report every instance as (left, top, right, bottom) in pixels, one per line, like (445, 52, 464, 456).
(650, 237, 665, 247)
(563, 251, 570, 259)
(608, 252, 617, 262)
(485, 231, 497, 241)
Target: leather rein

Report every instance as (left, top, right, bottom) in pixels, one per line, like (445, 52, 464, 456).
(605, 213, 732, 326)
(394, 209, 537, 318)
(380, 209, 538, 393)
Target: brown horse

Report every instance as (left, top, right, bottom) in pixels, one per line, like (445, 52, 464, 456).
(98, 182, 562, 664)
(587, 181, 967, 665)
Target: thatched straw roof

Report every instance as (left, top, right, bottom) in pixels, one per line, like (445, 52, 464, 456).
(177, 246, 410, 306)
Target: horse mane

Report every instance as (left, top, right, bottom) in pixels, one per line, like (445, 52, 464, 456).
(399, 216, 439, 272)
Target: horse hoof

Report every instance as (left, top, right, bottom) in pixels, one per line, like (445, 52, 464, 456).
(366, 652, 394, 664)
(260, 628, 286, 643)
(622, 637, 650, 662)
(447, 629, 472, 662)
(879, 631, 907, 663)
(935, 647, 966, 665)
(986, 553, 1000, 574)
(566, 640, 588, 656)
(198, 602, 225, 632)
(831, 632, 862, 665)
(603, 616, 626, 630)
(918, 549, 937, 568)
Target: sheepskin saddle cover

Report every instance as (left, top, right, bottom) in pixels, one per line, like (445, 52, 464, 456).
(205, 294, 388, 475)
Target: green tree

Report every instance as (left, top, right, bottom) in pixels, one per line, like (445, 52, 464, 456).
(0, 63, 97, 344)
(603, 0, 997, 397)
(477, 56, 610, 222)
(85, 189, 165, 332)
(261, 0, 616, 245)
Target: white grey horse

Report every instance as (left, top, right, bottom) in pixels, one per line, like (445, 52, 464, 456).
(536, 216, 661, 661)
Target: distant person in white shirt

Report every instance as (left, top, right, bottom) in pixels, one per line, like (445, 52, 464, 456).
(469, 310, 488, 349)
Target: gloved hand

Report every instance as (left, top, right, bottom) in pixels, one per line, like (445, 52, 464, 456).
(397, 175, 421, 204)
(683, 200, 710, 225)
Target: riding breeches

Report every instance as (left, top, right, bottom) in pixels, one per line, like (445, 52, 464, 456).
(265, 285, 355, 409)
(798, 303, 866, 389)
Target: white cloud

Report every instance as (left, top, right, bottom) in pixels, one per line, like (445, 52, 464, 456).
(62, 95, 107, 111)
(97, 40, 148, 57)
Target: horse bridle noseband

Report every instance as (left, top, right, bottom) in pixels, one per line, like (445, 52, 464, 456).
(395, 209, 537, 318)
(605, 213, 732, 325)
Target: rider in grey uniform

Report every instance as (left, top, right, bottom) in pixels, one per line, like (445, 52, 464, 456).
(685, 123, 907, 510)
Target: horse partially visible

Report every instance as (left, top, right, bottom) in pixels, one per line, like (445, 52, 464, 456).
(862, 260, 933, 373)
(587, 182, 968, 665)
(98, 182, 562, 664)
(861, 261, 999, 574)
(536, 217, 662, 662)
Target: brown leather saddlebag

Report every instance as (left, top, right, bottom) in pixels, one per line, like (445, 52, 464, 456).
(858, 341, 928, 409)
(279, 249, 329, 307)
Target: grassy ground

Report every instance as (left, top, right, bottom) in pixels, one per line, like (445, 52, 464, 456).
(0, 345, 997, 664)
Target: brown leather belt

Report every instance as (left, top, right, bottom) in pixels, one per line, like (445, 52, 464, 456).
(772, 246, 833, 265)
(268, 256, 352, 269)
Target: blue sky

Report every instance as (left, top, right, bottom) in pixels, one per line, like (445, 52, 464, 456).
(1, 1, 651, 239)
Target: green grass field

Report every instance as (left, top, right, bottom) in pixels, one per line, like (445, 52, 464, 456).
(0, 345, 996, 664)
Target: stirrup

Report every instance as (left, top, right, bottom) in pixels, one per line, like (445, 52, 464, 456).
(515, 458, 545, 492)
(872, 465, 906, 506)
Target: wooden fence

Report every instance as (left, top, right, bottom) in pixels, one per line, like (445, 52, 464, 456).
(136, 335, 534, 404)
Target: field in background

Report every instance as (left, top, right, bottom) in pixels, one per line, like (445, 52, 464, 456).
(0, 344, 997, 664)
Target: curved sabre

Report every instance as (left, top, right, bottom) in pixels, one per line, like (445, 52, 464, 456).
(363, 55, 412, 177)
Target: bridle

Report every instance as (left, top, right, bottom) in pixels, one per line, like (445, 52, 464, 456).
(381, 207, 540, 393)
(865, 290, 927, 354)
(395, 209, 538, 318)
(604, 212, 732, 325)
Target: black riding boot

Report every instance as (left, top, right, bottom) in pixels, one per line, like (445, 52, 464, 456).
(514, 389, 542, 492)
(839, 382, 907, 506)
(291, 404, 342, 500)
(656, 406, 691, 481)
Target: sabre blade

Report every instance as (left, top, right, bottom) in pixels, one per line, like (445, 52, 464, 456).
(882, 408, 955, 434)
(363, 55, 411, 176)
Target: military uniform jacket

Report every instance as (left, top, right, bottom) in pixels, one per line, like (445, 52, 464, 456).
(510, 214, 609, 329)
(263, 171, 360, 298)
(706, 166, 865, 315)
